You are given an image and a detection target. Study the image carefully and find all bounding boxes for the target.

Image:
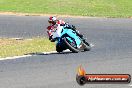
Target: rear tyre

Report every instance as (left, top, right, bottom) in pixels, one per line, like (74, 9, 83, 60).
(56, 44, 63, 53)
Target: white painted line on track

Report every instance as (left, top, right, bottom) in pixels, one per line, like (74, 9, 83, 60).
(11, 38, 24, 40)
(42, 51, 57, 54)
(42, 49, 70, 54)
(0, 46, 93, 61)
(0, 50, 70, 61)
(0, 55, 32, 61)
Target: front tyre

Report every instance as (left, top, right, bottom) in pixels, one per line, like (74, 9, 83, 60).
(83, 41, 91, 51)
(63, 38, 79, 53)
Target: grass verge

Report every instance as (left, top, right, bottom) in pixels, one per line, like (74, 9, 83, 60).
(0, 0, 132, 18)
(0, 38, 55, 58)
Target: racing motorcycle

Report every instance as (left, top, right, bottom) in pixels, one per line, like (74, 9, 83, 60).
(48, 26, 91, 53)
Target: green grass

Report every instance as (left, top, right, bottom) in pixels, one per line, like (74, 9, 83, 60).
(0, 0, 132, 17)
(0, 38, 55, 58)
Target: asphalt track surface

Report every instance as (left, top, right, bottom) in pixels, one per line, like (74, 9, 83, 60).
(0, 15, 132, 88)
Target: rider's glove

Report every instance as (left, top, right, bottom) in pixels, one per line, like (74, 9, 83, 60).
(50, 38, 55, 42)
(49, 35, 53, 40)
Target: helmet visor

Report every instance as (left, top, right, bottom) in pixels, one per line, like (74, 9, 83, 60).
(48, 20, 53, 23)
(48, 20, 56, 25)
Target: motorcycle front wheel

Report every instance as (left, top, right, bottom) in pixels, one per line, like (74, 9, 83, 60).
(63, 38, 79, 53)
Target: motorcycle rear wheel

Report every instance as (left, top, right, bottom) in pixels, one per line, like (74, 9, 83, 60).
(56, 44, 63, 53)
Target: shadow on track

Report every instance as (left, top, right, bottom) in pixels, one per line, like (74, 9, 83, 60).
(25, 50, 76, 56)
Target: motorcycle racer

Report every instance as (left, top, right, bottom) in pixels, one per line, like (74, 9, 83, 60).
(47, 16, 84, 42)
